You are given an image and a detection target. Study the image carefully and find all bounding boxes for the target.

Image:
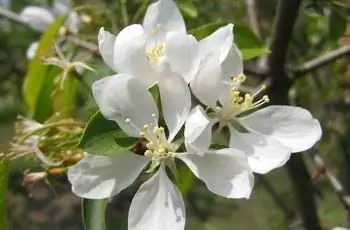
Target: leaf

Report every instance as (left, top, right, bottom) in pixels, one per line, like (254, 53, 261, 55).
(0, 155, 8, 230)
(79, 111, 139, 156)
(177, 165, 195, 196)
(178, 1, 198, 18)
(234, 24, 270, 60)
(23, 15, 66, 117)
(190, 22, 270, 60)
(82, 198, 107, 230)
(189, 21, 227, 40)
(328, 8, 347, 40)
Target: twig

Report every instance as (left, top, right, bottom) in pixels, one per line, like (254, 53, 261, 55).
(0, 6, 99, 54)
(312, 153, 350, 212)
(243, 0, 260, 37)
(294, 45, 350, 77)
(267, 0, 322, 229)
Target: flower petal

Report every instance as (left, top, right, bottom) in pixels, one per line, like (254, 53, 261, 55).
(165, 32, 198, 82)
(113, 24, 156, 87)
(98, 27, 118, 72)
(128, 166, 185, 230)
(198, 23, 233, 63)
(221, 43, 243, 80)
(65, 11, 79, 34)
(19, 6, 55, 31)
(92, 74, 159, 137)
(241, 105, 322, 153)
(229, 126, 291, 174)
(190, 51, 223, 108)
(143, 0, 186, 35)
(26, 41, 39, 59)
(53, 0, 71, 15)
(184, 106, 215, 153)
(67, 152, 149, 199)
(177, 149, 254, 199)
(158, 63, 191, 142)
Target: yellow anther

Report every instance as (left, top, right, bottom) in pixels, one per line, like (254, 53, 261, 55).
(143, 124, 149, 130)
(263, 95, 270, 102)
(145, 150, 153, 157)
(139, 132, 145, 137)
(146, 43, 166, 64)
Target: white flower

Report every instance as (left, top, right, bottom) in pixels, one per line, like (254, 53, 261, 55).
(187, 26, 322, 174)
(68, 73, 254, 230)
(20, 0, 80, 59)
(97, 0, 199, 135)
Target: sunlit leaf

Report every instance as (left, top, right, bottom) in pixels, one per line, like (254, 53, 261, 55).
(178, 1, 198, 18)
(79, 111, 138, 156)
(189, 21, 226, 40)
(23, 15, 66, 119)
(82, 198, 107, 230)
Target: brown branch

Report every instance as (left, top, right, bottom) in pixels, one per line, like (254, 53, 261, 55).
(294, 45, 350, 77)
(312, 154, 350, 212)
(267, 0, 322, 229)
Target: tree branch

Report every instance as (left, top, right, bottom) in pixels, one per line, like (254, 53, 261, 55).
(243, 0, 260, 37)
(294, 45, 350, 77)
(267, 0, 322, 229)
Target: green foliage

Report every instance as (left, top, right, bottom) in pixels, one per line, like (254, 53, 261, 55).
(328, 7, 347, 40)
(23, 15, 66, 120)
(79, 111, 138, 156)
(82, 198, 108, 230)
(189, 21, 270, 60)
(178, 1, 198, 18)
(0, 156, 8, 230)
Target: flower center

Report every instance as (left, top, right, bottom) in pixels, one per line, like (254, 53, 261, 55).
(146, 43, 166, 64)
(215, 74, 270, 122)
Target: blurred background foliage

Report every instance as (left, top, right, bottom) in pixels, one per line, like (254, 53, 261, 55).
(1, 0, 350, 229)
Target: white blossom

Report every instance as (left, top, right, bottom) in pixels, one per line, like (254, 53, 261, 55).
(68, 73, 254, 230)
(186, 25, 322, 174)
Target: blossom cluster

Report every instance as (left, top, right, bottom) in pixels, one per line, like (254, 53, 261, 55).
(67, 0, 322, 229)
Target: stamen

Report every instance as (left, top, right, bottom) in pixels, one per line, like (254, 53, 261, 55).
(252, 84, 267, 98)
(146, 43, 166, 64)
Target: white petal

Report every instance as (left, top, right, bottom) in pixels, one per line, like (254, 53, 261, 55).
(198, 23, 233, 64)
(26, 41, 39, 59)
(113, 24, 156, 87)
(221, 44, 243, 80)
(143, 0, 186, 35)
(19, 6, 55, 31)
(190, 51, 223, 108)
(98, 27, 118, 72)
(128, 166, 185, 230)
(67, 152, 149, 199)
(229, 126, 291, 174)
(241, 105, 322, 153)
(53, 0, 71, 15)
(92, 74, 159, 137)
(177, 149, 254, 199)
(165, 32, 198, 82)
(184, 106, 215, 153)
(65, 11, 79, 34)
(158, 63, 191, 142)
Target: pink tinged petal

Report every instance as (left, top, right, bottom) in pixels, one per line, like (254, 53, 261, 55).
(221, 44, 243, 80)
(113, 24, 156, 87)
(177, 149, 254, 199)
(241, 105, 322, 153)
(158, 63, 191, 142)
(229, 126, 292, 174)
(143, 0, 186, 35)
(165, 32, 198, 82)
(190, 51, 223, 108)
(19, 6, 55, 31)
(198, 23, 233, 64)
(98, 28, 118, 72)
(184, 106, 215, 153)
(92, 74, 159, 137)
(128, 166, 186, 230)
(67, 152, 149, 199)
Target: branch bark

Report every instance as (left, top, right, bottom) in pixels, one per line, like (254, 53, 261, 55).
(267, 0, 321, 229)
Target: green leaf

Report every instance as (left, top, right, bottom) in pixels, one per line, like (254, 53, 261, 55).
(177, 165, 195, 196)
(23, 15, 66, 116)
(328, 8, 347, 40)
(190, 22, 270, 60)
(79, 111, 139, 156)
(234, 24, 270, 60)
(0, 155, 8, 230)
(178, 1, 198, 18)
(189, 21, 227, 40)
(82, 198, 107, 230)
